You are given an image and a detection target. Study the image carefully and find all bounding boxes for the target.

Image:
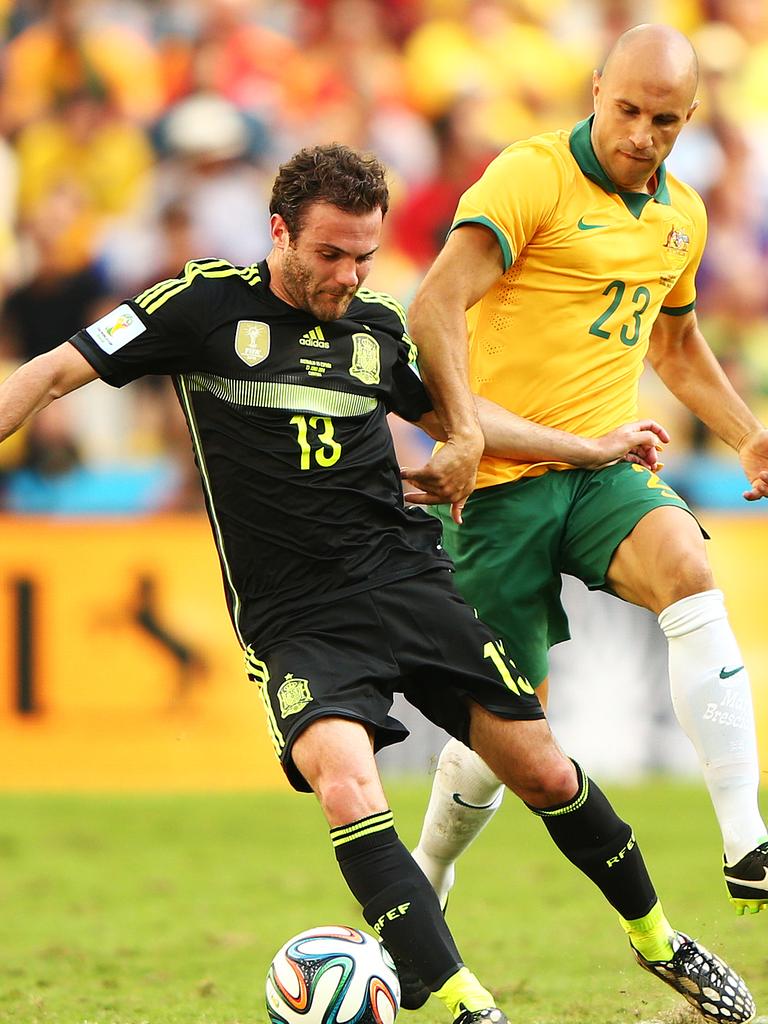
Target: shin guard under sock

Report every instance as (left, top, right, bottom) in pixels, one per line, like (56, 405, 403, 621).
(529, 762, 657, 920)
(331, 810, 462, 991)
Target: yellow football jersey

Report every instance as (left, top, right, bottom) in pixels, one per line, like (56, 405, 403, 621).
(451, 116, 707, 489)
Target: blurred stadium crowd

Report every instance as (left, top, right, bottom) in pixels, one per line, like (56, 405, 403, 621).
(0, 0, 767, 514)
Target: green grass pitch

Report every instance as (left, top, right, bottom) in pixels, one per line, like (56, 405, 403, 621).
(0, 780, 765, 1024)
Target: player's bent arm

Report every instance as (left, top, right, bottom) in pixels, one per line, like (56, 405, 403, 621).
(406, 225, 506, 518)
(0, 342, 99, 442)
(409, 224, 504, 439)
(411, 410, 447, 441)
(648, 310, 768, 500)
(648, 310, 762, 449)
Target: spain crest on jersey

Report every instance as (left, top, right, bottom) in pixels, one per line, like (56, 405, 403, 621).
(277, 674, 313, 718)
(235, 320, 271, 366)
(349, 332, 380, 385)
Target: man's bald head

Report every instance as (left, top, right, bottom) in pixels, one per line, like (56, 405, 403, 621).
(590, 24, 700, 193)
(602, 24, 698, 105)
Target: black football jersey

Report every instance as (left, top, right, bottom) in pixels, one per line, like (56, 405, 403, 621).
(70, 258, 450, 648)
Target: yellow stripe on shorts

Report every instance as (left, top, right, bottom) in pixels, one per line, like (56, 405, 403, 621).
(245, 647, 284, 755)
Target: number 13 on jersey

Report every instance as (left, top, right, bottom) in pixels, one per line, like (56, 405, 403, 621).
(290, 414, 342, 470)
(483, 639, 535, 695)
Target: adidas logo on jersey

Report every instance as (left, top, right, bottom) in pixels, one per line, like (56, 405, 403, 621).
(299, 326, 330, 349)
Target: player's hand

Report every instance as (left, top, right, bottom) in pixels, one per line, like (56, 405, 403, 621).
(584, 420, 670, 471)
(737, 428, 768, 501)
(401, 433, 483, 525)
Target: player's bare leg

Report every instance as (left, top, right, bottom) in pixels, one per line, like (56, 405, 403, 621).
(412, 682, 550, 907)
(468, 706, 756, 1023)
(292, 717, 506, 1022)
(466, 708, 678, 957)
(608, 505, 768, 914)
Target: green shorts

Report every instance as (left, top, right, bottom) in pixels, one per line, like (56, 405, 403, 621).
(435, 463, 699, 687)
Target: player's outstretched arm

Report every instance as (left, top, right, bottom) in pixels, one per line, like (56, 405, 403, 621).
(403, 405, 668, 504)
(476, 396, 668, 469)
(0, 343, 99, 443)
(648, 310, 768, 501)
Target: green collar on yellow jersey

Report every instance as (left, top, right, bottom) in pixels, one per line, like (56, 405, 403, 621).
(569, 116, 671, 218)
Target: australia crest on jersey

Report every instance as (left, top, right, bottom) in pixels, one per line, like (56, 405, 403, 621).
(349, 332, 380, 385)
(235, 320, 271, 366)
(662, 225, 690, 261)
(277, 674, 313, 718)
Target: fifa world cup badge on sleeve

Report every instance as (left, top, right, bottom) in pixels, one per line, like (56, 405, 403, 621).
(86, 304, 146, 354)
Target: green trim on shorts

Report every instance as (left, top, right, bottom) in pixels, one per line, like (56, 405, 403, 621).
(435, 463, 698, 687)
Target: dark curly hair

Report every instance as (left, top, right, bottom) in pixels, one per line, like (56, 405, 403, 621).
(269, 143, 389, 237)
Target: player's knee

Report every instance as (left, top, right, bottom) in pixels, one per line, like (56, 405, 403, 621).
(611, 511, 716, 611)
(527, 756, 578, 808)
(660, 556, 715, 607)
(313, 771, 383, 826)
(629, 546, 714, 612)
(505, 751, 577, 808)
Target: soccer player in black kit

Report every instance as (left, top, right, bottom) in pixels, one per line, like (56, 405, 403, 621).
(0, 144, 754, 1024)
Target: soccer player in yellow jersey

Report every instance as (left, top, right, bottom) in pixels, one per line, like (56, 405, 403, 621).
(401, 23, 768, 1002)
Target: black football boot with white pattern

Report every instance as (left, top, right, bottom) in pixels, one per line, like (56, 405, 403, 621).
(632, 930, 755, 1023)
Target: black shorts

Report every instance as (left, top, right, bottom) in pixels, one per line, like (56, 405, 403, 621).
(245, 569, 543, 791)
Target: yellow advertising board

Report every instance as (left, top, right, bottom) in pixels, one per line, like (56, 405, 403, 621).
(0, 515, 287, 791)
(0, 514, 765, 790)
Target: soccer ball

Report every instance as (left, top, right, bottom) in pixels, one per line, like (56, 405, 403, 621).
(266, 924, 400, 1024)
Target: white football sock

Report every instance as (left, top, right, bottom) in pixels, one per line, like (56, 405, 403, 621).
(659, 589, 767, 864)
(412, 738, 504, 907)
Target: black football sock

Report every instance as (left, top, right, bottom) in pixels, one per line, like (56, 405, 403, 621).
(331, 810, 463, 990)
(529, 761, 657, 920)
